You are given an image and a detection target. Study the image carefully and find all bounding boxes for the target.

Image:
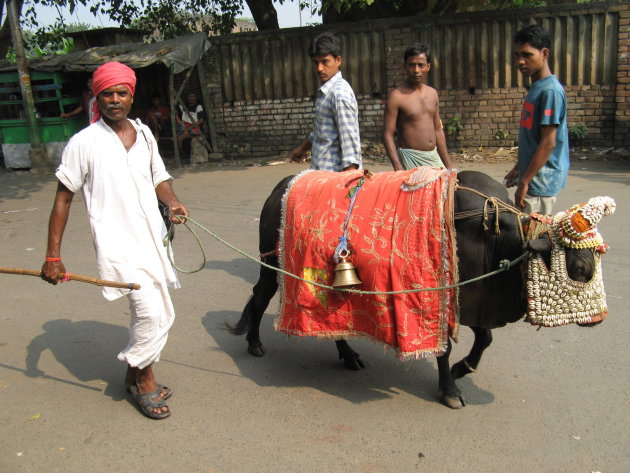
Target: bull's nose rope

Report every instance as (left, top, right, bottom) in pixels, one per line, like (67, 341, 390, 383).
(169, 215, 528, 295)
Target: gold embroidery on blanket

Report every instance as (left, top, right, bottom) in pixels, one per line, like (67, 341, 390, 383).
(293, 196, 347, 259)
(361, 203, 406, 264)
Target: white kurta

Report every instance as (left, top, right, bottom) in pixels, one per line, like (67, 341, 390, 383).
(56, 118, 179, 301)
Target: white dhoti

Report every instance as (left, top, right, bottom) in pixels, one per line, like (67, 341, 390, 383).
(56, 118, 180, 369)
(118, 280, 175, 369)
(398, 147, 445, 170)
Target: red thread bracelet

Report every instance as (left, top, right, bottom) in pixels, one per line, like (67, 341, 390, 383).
(45, 257, 61, 262)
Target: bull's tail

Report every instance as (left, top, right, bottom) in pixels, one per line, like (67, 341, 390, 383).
(226, 296, 255, 336)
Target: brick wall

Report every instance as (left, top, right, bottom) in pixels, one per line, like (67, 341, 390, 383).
(207, 95, 385, 158)
(615, 5, 630, 146)
(440, 88, 522, 150)
(203, 37, 387, 158)
(216, 97, 314, 158)
(381, 8, 627, 150)
(203, 4, 630, 159)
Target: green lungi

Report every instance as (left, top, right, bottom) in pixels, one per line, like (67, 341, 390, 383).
(398, 147, 444, 169)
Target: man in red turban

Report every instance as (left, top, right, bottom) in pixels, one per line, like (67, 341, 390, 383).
(90, 61, 137, 124)
(42, 61, 189, 420)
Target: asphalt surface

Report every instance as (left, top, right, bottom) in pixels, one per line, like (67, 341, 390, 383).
(1, 156, 628, 473)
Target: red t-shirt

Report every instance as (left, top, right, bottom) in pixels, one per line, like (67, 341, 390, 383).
(145, 105, 169, 123)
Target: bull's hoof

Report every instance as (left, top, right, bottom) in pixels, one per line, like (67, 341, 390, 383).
(451, 360, 473, 380)
(440, 392, 466, 409)
(341, 354, 365, 371)
(247, 342, 266, 357)
(335, 341, 365, 370)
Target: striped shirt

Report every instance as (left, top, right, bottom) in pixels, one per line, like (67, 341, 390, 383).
(308, 72, 362, 171)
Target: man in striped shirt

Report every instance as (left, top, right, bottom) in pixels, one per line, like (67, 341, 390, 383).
(289, 32, 362, 171)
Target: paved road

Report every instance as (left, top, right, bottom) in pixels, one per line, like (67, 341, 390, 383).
(1, 157, 628, 473)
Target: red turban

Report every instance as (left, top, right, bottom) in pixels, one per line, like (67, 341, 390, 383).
(90, 62, 137, 124)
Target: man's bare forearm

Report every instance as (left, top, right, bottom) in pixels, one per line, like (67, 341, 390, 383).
(46, 183, 74, 258)
(41, 182, 74, 284)
(383, 132, 403, 170)
(156, 181, 189, 222)
(436, 128, 452, 169)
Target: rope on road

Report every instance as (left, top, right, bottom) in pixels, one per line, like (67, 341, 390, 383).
(167, 216, 528, 295)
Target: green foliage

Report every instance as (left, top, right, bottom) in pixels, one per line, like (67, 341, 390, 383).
(16, 0, 244, 50)
(445, 116, 463, 136)
(131, 4, 225, 41)
(569, 124, 589, 142)
(5, 47, 16, 63)
(4, 28, 75, 62)
(26, 27, 76, 56)
(8, 0, 583, 54)
(321, 0, 376, 14)
(493, 128, 509, 141)
(490, 0, 546, 8)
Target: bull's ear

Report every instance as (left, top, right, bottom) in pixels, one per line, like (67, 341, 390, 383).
(524, 238, 552, 253)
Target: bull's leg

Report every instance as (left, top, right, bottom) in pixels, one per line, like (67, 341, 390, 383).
(437, 338, 465, 409)
(335, 340, 365, 370)
(451, 327, 492, 380)
(247, 260, 279, 356)
(232, 257, 279, 357)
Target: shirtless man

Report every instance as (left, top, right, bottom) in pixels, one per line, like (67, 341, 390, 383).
(383, 43, 452, 171)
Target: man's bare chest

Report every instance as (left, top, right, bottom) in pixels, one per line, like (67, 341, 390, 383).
(398, 95, 436, 120)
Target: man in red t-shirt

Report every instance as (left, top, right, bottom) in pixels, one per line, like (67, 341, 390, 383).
(145, 95, 170, 141)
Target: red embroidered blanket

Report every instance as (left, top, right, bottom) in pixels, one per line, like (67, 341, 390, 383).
(276, 167, 459, 358)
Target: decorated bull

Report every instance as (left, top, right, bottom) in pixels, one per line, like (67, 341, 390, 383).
(230, 168, 614, 409)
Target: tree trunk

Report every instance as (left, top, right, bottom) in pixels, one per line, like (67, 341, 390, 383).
(244, 0, 279, 30)
(0, 0, 25, 59)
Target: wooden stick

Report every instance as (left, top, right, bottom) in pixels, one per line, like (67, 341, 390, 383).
(0, 266, 141, 290)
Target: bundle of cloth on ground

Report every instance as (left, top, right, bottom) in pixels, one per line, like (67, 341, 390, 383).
(276, 167, 460, 358)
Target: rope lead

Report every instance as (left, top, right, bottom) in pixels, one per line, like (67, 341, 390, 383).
(168, 215, 528, 295)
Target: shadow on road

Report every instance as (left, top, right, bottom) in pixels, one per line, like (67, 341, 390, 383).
(203, 309, 495, 408)
(203, 257, 259, 285)
(22, 318, 129, 400)
(9, 298, 493, 409)
(0, 171, 54, 204)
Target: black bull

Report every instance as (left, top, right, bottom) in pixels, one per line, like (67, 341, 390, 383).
(230, 170, 599, 409)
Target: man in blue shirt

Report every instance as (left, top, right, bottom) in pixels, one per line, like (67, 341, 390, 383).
(289, 32, 362, 171)
(504, 25, 569, 214)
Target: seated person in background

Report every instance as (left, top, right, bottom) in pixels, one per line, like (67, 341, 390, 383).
(145, 95, 170, 141)
(176, 92, 205, 152)
(60, 77, 94, 125)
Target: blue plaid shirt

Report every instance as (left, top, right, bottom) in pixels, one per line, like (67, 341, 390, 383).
(308, 72, 362, 171)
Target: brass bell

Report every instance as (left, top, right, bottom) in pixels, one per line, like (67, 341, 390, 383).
(332, 256, 362, 288)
